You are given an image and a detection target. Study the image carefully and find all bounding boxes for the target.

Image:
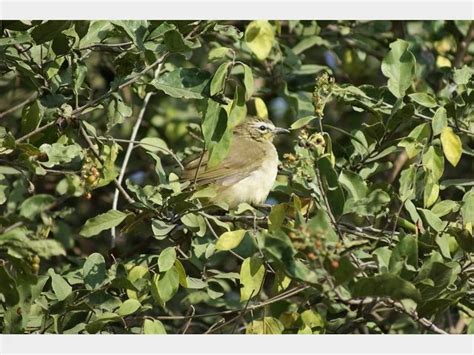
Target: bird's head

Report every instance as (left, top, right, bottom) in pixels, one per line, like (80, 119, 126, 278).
(234, 117, 289, 142)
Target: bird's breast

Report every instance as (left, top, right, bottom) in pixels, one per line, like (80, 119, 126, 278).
(214, 144, 279, 208)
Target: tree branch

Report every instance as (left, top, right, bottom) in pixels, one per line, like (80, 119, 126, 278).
(110, 61, 164, 245)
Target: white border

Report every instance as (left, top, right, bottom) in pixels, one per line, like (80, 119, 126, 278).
(0, 334, 473, 354)
(0, 0, 473, 20)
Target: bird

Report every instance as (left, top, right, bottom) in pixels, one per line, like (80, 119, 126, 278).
(181, 117, 289, 209)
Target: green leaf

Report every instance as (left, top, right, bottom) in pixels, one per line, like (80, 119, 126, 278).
(39, 142, 83, 168)
(431, 200, 458, 218)
(240, 256, 265, 302)
(111, 20, 148, 50)
(461, 190, 474, 227)
(290, 116, 316, 130)
(163, 29, 196, 53)
(83, 253, 107, 290)
(408, 93, 437, 108)
(352, 274, 421, 302)
(80, 210, 128, 237)
(0, 266, 19, 306)
(419, 208, 447, 232)
(246, 317, 284, 334)
(317, 157, 344, 216)
(210, 62, 230, 96)
(31, 21, 71, 44)
(155, 266, 179, 303)
(201, 99, 221, 145)
(21, 100, 44, 135)
(208, 47, 230, 61)
(107, 96, 132, 130)
(381, 39, 416, 98)
(158, 247, 176, 272)
(453, 65, 472, 85)
(151, 219, 175, 240)
(19, 194, 55, 220)
(215, 229, 247, 251)
(339, 170, 368, 200)
(151, 68, 211, 99)
(432, 107, 448, 136)
(78, 21, 113, 47)
(240, 63, 254, 100)
(143, 319, 167, 334)
(118, 299, 141, 316)
(244, 20, 275, 61)
(49, 268, 72, 301)
(422, 146, 444, 181)
(139, 137, 169, 154)
(254, 97, 268, 119)
(440, 127, 462, 167)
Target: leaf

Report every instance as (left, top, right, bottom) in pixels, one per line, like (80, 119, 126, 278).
(139, 137, 169, 154)
(201, 99, 221, 145)
(246, 317, 284, 334)
(151, 68, 211, 99)
(163, 29, 195, 53)
(107, 96, 132, 130)
(78, 21, 113, 47)
(80, 210, 128, 237)
(31, 21, 71, 44)
(381, 39, 416, 98)
(215, 229, 247, 251)
(111, 20, 148, 50)
(39, 142, 83, 168)
(19, 194, 55, 220)
(422, 146, 444, 181)
(244, 20, 275, 61)
(143, 319, 167, 334)
(208, 47, 230, 61)
(440, 127, 462, 167)
(352, 274, 421, 302)
(155, 266, 179, 303)
(461, 190, 474, 227)
(240, 63, 254, 100)
(210, 62, 230, 96)
(290, 116, 316, 130)
(453, 65, 472, 85)
(118, 299, 141, 316)
(254, 97, 268, 119)
(408, 93, 437, 108)
(49, 269, 72, 301)
(339, 170, 368, 200)
(0, 266, 19, 306)
(83, 253, 107, 290)
(21, 100, 44, 135)
(432, 107, 448, 136)
(151, 219, 175, 239)
(240, 256, 265, 302)
(158, 247, 176, 272)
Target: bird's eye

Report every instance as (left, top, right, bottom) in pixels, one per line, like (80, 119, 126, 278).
(258, 125, 267, 131)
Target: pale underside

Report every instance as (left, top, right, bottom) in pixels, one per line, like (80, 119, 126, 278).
(182, 137, 279, 208)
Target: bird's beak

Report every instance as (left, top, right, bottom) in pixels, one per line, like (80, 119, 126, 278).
(273, 127, 290, 135)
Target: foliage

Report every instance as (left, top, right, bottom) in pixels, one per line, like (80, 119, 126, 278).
(0, 20, 473, 334)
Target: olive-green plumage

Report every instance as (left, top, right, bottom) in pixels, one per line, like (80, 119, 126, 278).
(182, 117, 289, 208)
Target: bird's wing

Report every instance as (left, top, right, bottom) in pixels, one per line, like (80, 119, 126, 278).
(181, 138, 265, 186)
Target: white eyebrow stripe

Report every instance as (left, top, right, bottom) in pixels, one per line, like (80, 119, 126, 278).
(253, 122, 275, 130)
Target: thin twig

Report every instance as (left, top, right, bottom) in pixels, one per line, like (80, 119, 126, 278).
(454, 21, 474, 68)
(0, 92, 38, 119)
(90, 136, 183, 170)
(110, 61, 164, 245)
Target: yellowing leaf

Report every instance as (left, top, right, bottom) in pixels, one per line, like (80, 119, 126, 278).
(440, 127, 462, 167)
(240, 256, 265, 302)
(245, 20, 275, 61)
(215, 229, 246, 251)
(254, 97, 268, 119)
